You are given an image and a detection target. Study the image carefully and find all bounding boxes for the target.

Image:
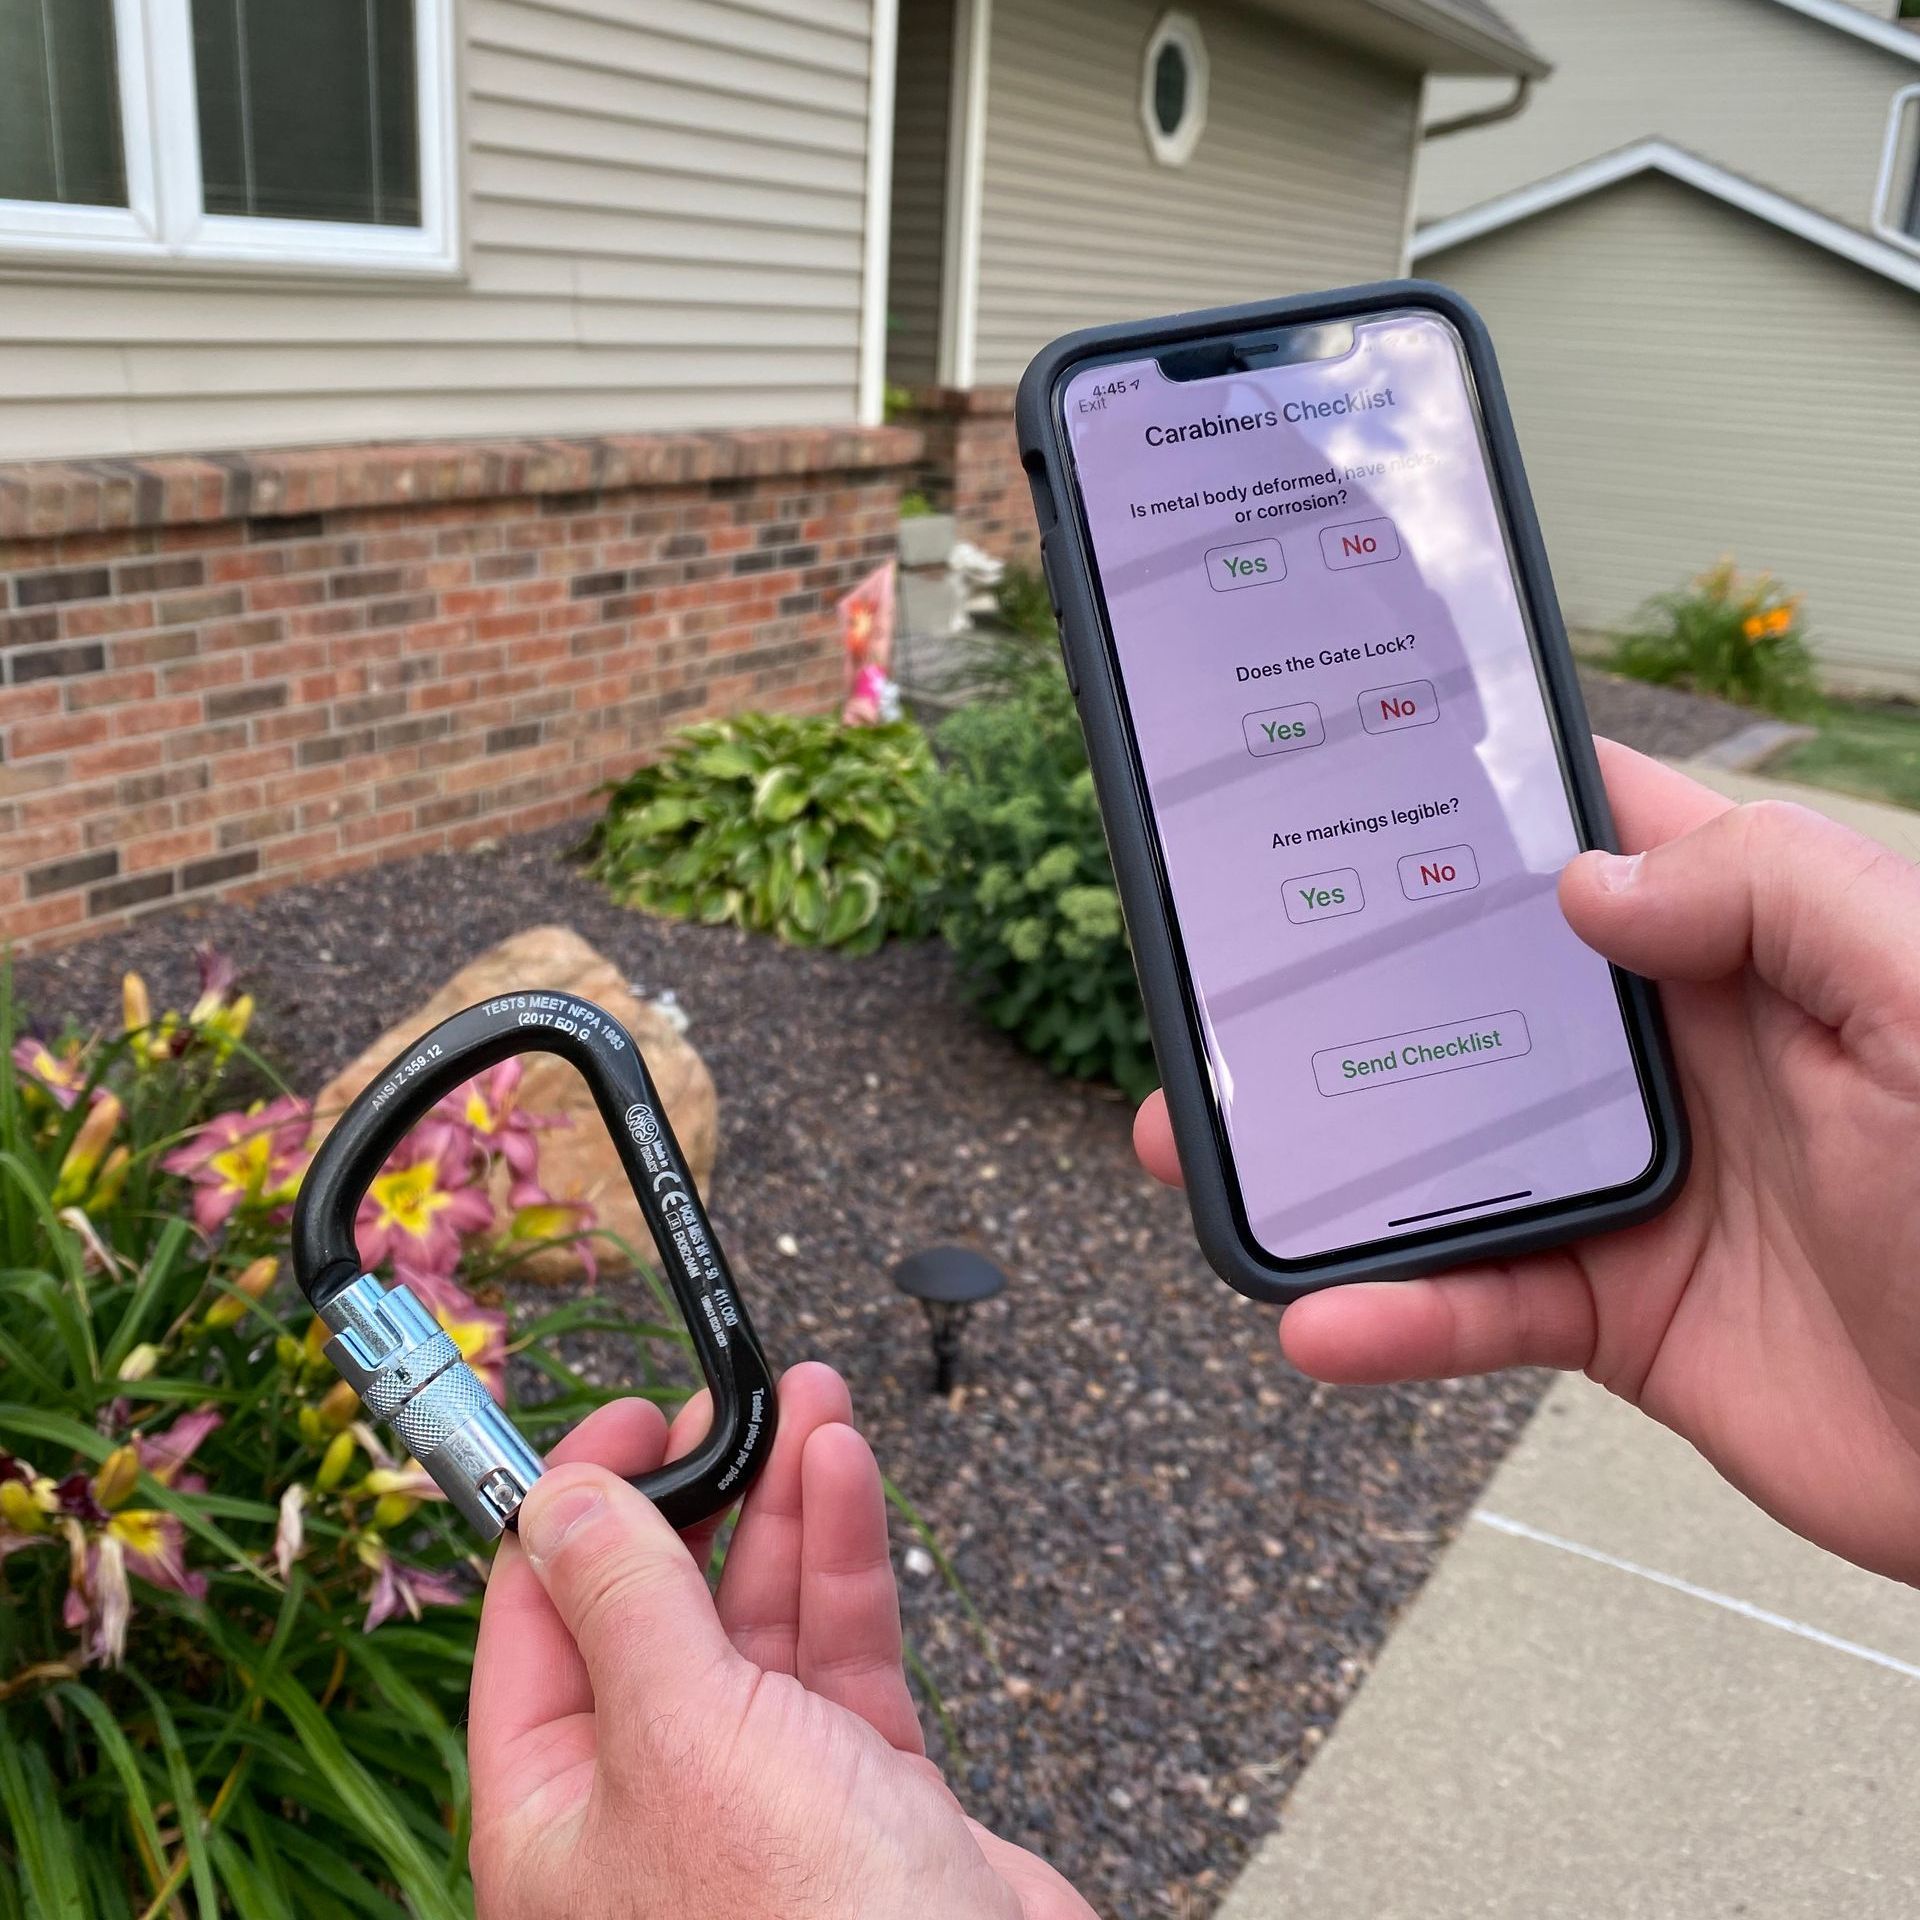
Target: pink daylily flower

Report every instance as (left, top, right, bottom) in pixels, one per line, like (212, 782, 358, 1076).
(162, 1096, 310, 1234)
(12, 1035, 92, 1110)
(355, 1122, 495, 1278)
(360, 1539, 468, 1633)
(505, 1177, 599, 1285)
(435, 1058, 560, 1182)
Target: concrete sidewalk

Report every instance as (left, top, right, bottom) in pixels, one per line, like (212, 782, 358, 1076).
(1219, 767, 1920, 1919)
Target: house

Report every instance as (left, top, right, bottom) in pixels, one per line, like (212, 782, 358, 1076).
(1412, 0, 1920, 693)
(0, 0, 1542, 951)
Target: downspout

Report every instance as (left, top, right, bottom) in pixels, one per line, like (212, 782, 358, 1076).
(1425, 74, 1533, 140)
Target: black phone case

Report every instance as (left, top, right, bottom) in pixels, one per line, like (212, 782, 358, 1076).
(1014, 279, 1689, 1303)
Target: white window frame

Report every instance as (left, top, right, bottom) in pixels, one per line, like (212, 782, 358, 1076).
(0, 0, 459, 276)
(1873, 84, 1920, 257)
(1141, 11, 1208, 169)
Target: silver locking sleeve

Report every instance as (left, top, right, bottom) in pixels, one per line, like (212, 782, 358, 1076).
(320, 1273, 546, 1541)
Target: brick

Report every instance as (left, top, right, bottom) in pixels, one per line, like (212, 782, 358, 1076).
(114, 556, 204, 595)
(15, 566, 111, 607)
(181, 847, 260, 892)
(328, 566, 402, 600)
(88, 870, 174, 915)
(111, 628, 198, 669)
(120, 764, 208, 805)
(111, 697, 200, 739)
(217, 807, 296, 848)
(123, 825, 215, 873)
(205, 682, 287, 721)
(27, 848, 117, 897)
(65, 667, 157, 712)
(11, 710, 108, 759)
(155, 586, 244, 626)
(2, 609, 60, 647)
(365, 593, 435, 629)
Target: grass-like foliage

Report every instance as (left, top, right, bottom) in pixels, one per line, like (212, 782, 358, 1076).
(1609, 559, 1821, 719)
(590, 712, 941, 955)
(929, 648, 1156, 1103)
(0, 957, 682, 1916)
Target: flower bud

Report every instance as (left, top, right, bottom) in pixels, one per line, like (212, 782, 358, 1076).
(52, 1093, 123, 1206)
(117, 1343, 162, 1384)
(87, 1145, 131, 1211)
(274, 1334, 306, 1373)
(317, 1380, 360, 1432)
(122, 972, 152, 1039)
(204, 1254, 278, 1330)
(372, 1493, 419, 1532)
(316, 1430, 357, 1492)
(0, 1480, 48, 1534)
(93, 1444, 141, 1512)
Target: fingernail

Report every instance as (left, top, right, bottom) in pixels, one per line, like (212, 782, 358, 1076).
(1590, 851, 1643, 894)
(519, 1479, 604, 1572)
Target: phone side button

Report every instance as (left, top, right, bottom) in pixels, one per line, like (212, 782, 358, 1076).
(1040, 546, 1078, 694)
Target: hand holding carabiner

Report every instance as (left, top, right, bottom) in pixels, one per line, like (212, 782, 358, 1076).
(291, 993, 776, 1538)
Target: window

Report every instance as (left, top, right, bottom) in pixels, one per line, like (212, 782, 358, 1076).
(1876, 85, 1920, 250)
(0, 0, 456, 273)
(1141, 12, 1208, 168)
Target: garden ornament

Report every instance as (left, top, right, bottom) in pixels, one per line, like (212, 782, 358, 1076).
(292, 994, 775, 1540)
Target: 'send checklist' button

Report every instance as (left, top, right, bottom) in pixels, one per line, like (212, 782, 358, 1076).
(1320, 517, 1401, 571)
(1313, 1011, 1531, 1098)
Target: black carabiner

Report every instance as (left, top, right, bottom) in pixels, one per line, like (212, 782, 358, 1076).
(290, 992, 776, 1540)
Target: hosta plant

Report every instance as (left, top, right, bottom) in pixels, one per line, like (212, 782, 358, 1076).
(589, 711, 940, 954)
(0, 955, 682, 1916)
(928, 657, 1157, 1102)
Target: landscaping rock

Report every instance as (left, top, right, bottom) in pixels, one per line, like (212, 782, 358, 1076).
(311, 925, 717, 1280)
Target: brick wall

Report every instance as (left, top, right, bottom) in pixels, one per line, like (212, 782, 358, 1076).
(901, 388, 1038, 567)
(0, 427, 918, 952)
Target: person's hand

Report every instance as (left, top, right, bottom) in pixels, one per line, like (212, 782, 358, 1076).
(468, 1362, 1095, 1919)
(1137, 741, 1920, 1585)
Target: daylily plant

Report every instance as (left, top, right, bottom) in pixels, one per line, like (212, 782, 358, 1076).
(0, 956, 678, 1906)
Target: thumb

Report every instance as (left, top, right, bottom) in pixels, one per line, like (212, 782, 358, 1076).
(517, 1462, 739, 1731)
(1561, 799, 1920, 1039)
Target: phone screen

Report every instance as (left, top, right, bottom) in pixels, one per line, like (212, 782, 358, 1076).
(1058, 309, 1657, 1263)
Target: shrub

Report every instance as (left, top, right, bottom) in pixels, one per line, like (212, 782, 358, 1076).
(589, 712, 941, 955)
(1609, 560, 1821, 719)
(0, 955, 672, 1914)
(929, 658, 1156, 1101)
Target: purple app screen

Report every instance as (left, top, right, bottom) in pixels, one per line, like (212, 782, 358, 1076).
(1062, 312, 1654, 1260)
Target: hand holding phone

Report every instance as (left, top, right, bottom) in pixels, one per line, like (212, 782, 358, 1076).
(1137, 740, 1920, 1589)
(1019, 285, 1686, 1297)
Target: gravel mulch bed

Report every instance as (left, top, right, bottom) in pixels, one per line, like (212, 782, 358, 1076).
(19, 840, 1547, 1918)
(1575, 664, 1755, 762)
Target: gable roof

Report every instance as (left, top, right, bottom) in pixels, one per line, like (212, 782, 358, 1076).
(1766, 0, 1920, 65)
(1413, 138, 1920, 295)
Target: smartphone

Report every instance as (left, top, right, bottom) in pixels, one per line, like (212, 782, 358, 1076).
(1016, 282, 1687, 1301)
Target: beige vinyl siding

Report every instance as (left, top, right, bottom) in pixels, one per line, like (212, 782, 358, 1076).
(1425, 174, 1920, 691)
(1420, 0, 1919, 235)
(970, 0, 1421, 388)
(0, 0, 882, 460)
(886, 0, 955, 388)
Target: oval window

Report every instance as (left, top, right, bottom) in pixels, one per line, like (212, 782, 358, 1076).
(1142, 13, 1208, 167)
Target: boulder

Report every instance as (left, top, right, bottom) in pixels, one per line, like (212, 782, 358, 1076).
(312, 926, 717, 1283)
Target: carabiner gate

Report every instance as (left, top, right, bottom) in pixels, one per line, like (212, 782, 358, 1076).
(290, 993, 777, 1540)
